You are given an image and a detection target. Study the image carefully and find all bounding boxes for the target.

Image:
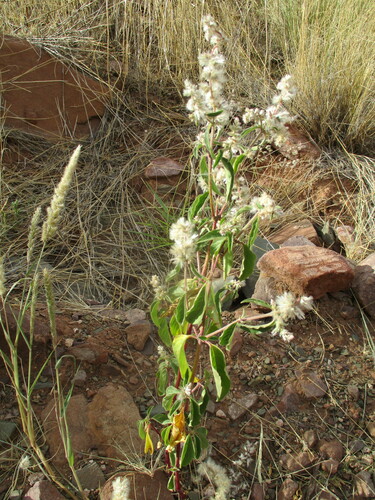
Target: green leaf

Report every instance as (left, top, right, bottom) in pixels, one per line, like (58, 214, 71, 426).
(188, 192, 208, 221)
(232, 153, 246, 174)
(241, 298, 271, 309)
(213, 150, 224, 168)
(150, 300, 161, 327)
(167, 473, 176, 491)
(180, 434, 196, 466)
(219, 322, 237, 348)
(248, 217, 259, 247)
(151, 413, 170, 425)
(138, 419, 146, 440)
(186, 285, 206, 325)
(195, 427, 209, 449)
(169, 314, 180, 337)
(189, 398, 201, 427)
(161, 425, 172, 446)
(158, 317, 172, 347)
(172, 335, 191, 378)
(221, 157, 234, 201)
(199, 389, 210, 415)
(193, 434, 202, 459)
(206, 109, 224, 117)
(156, 363, 168, 396)
(210, 236, 226, 254)
(239, 244, 256, 281)
(223, 233, 233, 278)
(166, 263, 182, 282)
(197, 229, 222, 245)
(175, 295, 185, 325)
(209, 344, 230, 401)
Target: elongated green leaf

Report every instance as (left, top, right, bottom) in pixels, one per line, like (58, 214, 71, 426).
(239, 244, 256, 281)
(167, 472, 176, 491)
(169, 314, 180, 337)
(219, 322, 237, 348)
(248, 217, 259, 247)
(193, 434, 202, 459)
(186, 286, 206, 325)
(241, 298, 271, 309)
(161, 425, 172, 446)
(172, 335, 191, 378)
(150, 300, 161, 327)
(232, 153, 246, 174)
(195, 427, 209, 449)
(156, 362, 168, 396)
(209, 345, 230, 401)
(206, 109, 224, 117)
(213, 150, 224, 168)
(197, 229, 222, 245)
(181, 434, 196, 467)
(175, 295, 185, 325)
(189, 398, 201, 427)
(152, 413, 170, 425)
(138, 419, 146, 440)
(221, 157, 234, 201)
(188, 192, 208, 221)
(158, 317, 172, 346)
(210, 236, 226, 254)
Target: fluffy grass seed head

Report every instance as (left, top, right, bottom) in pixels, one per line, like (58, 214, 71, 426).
(169, 217, 198, 266)
(18, 454, 31, 471)
(197, 458, 231, 500)
(111, 475, 131, 500)
(0, 256, 5, 297)
(42, 145, 81, 243)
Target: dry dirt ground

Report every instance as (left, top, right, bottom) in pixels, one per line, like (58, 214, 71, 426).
(0, 288, 374, 499)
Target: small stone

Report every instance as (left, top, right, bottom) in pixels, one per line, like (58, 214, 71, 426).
(348, 385, 360, 400)
(124, 320, 152, 351)
(124, 308, 147, 324)
(340, 305, 359, 319)
(129, 376, 140, 385)
(23, 480, 66, 500)
(75, 461, 105, 490)
(303, 429, 318, 449)
(0, 421, 17, 442)
(257, 246, 354, 298)
(321, 458, 339, 475)
(269, 220, 320, 246)
(64, 338, 74, 348)
(318, 491, 339, 500)
(73, 370, 87, 387)
(319, 439, 344, 462)
(228, 393, 258, 420)
(277, 478, 299, 500)
(366, 422, 375, 438)
(144, 157, 184, 178)
(352, 253, 375, 319)
(216, 409, 226, 418)
(335, 225, 355, 247)
(68, 342, 108, 365)
(355, 471, 375, 497)
(280, 451, 315, 472)
(229, 329, 243, 356)
(250, 482, 265, 500)
(206, 400, 216, 414)
(295, 370, 327, 399)
(276, 383, 301, 413)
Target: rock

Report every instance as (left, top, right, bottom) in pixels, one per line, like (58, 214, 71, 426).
(72, 369, 87, 387)
(303, 429, 318, 449)
(318, 439, 344, 462)
(348, 385, 360, 401)
(321, 458, 339, 474)
(124, 308, 147, 324)
(318, 491, 339, 500)
(42, 384, 143, 465)
(279, 123, 321, 160)
(269, 220, 320, 246)
(295, 370, 327, 399)
(228, 393, 258, 420)
(335, 225, 355, 248)
(75, 461, 105, 490)
(86, 383, 143, 458)
(340, 304, 359, 319)
(355, 471, 375, 498)
(144, 157, 184, 178)
(251, 273, 279, 305)
(276, 383, 301, 413)
(23, 480, 66, 500)
(0, 421, 17, 442)
(281, 235, 316, 247)
(99, 471, 173, 500)
(0, 35, 108, 139)
(277, 478, 299, 500)
(250, 483, 265, 500)
(68, 342, 108, 365)
(352, 253, 375, 319)
(124, 320, 153, 351)
(366, 422, 375, 438)
(41, 394, 92, 465)
(229, 329, 243, 356)
(242, 237, 279, 298)
(280, 451, 315, 472)
(215, 409, 226, 418)
(257, 246, 354, 298)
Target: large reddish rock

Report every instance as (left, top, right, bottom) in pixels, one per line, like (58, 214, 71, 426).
(352, 252, 375, 319)
(257, 245, 354, 298)
(0, 35, 108, 139)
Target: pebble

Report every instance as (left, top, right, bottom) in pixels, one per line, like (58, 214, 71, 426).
(216, 409, 226, 418)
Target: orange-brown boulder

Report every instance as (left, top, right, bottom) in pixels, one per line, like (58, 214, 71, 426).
(0, 35, 108, 139)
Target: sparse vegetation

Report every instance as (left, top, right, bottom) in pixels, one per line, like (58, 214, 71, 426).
(0, 1, 374, 499)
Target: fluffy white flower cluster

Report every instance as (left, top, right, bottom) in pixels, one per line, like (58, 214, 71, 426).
(249, 192, 283, 220)
(150, 275, 167, 301)
(183, 17, 231, 126)
(170, 217, 198, 266)
(242, 75, 296, 147)
(271, 292, 314, 341)
(218, 176, 252, 234)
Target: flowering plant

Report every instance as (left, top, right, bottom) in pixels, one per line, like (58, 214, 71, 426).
(138, 16, 311, 498)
